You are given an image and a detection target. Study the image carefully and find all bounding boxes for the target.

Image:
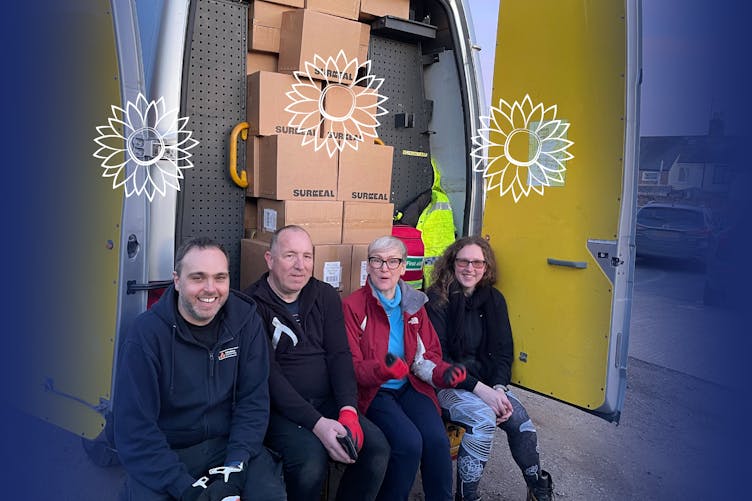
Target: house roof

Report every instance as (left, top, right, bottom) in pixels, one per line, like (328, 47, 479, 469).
(639, 135, 742, 171)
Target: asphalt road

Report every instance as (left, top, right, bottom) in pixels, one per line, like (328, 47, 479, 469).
(7, 257, 750, 500)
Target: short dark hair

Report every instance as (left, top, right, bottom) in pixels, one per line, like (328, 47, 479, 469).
(174, 236, 229, 276)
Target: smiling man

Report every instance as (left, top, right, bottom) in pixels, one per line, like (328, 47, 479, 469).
(244, 225, 390, 501)
(113, 236, 285, 501)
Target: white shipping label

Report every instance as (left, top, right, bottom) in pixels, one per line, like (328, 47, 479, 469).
(263, 209, 278, 232)
(323, 261, 342, 288)
(359, 260, 368, 286)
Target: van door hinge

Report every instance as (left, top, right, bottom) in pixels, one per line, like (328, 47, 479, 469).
(586, 239, 619, 285)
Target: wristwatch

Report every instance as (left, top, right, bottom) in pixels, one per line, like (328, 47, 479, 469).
(493, 384, 509, 393)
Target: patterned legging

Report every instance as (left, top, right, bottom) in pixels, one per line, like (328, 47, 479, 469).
(438, 388, 540, 499)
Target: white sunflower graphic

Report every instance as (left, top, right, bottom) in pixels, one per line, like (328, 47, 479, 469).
(285, 50, 388, 157)
(472, 94, 573, 203)
(93, 93, 199, 201)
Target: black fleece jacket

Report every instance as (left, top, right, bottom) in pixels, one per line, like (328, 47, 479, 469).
(426, 286, 514, 391)
(245, 274, 358, 429)
(113, 285, 270, 498)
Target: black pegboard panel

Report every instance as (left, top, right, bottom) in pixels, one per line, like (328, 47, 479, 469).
(177, 0, 247, 287)
(368, 36, 433, 214)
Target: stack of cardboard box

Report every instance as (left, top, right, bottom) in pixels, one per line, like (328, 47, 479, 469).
(242, 0, 409, 296)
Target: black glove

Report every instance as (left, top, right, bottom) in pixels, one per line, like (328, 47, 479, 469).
(199, 463, 246, 501)
(180, 477, 209, 501)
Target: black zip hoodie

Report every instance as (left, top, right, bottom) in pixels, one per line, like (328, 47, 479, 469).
(113, 285, 270, 498)
(245, 274, 358, 429)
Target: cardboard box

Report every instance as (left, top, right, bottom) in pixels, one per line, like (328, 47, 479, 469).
(257, 199, 344, 244)
(359, 0, 410, 20)
(240, 238, 271, 290)
(359, 22, 370, 63)
(247, 71, 321, 137)
(321, 83, 379, 143)
(305, 0, 359, 20)
(248, 1, 298, 53)
(349, 243, 369, 294)
(240, 238, 352, 294)
(341, 201, 394, 244)
(314, 244, 353, 294)
(264, 0, 305, 6)
(245, 136, 261, 197)
(246, 51, 279, 74)
(258, 134, 338, 200)
(244, 197, 258, 238)
(338, 142, 393, 202)
(279, 9, 361, 84)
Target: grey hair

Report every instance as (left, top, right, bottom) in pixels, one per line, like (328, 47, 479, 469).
(269, 225, 311, 254)
(368, 235, 407, 260)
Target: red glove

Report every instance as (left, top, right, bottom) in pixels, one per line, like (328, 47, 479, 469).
(441, 364, 466, 387)
(337, 408, 364, 452)
(382, 352, 409, 380)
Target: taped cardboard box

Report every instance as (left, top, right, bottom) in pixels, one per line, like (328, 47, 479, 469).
(245, 136, 261, 197)
(264, 0, 305, 6)
(258, 134, 338, 200)
(279, 9, 361, 84)
(359, 22, 370, 63)
(240, 238, 270, 290)
(338, 142, 393, 203)
(240, 238, 351, 294)
(247, 71, 321, 136)
(341, 201, 394, 244)
(305, 0, 359, 20)
(246, 51, 279, 74)
(248, 1, 299, 53)
(321, 83, 379, 143)
(244, 197, 258, 238)
(314, 244, 353, 295)
(257, 199, 343, 244)
(349, 244, 369, 295)
(359, 0, 410, 20)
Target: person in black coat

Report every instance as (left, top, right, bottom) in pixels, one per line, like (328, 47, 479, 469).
(113, 236, 285, 501)
(244, 225, 390, 501)
(425, 236, 554, 501)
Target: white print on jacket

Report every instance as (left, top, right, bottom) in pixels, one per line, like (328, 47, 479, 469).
(271, 317, 299, 349)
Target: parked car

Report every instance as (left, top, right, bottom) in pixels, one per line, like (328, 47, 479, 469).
(635, 203, 717, 264)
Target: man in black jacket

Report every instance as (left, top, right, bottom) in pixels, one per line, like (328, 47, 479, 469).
(113, 236, 285, 501)
(244, 225, 389, 501)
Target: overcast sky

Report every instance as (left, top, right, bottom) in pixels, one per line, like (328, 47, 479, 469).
(466, 0, 747, 137)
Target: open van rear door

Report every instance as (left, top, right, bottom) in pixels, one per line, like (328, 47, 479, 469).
(17, 0, 148, 438)
(479, 0, 641, 422)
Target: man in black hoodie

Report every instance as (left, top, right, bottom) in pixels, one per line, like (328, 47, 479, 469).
(244, 225, 389, 501)
(113, 236, 285, 501)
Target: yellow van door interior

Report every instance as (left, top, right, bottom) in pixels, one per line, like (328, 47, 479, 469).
(482, 1, 627, 410)
(20, 2, 122, 438)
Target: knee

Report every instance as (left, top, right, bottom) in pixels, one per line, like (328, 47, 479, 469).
(286, 445, 329, 489)
(389, 431, 422, 464)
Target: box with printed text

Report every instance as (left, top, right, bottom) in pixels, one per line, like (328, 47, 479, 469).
(258, 134, 338, 200)
(278, 9, 361, 84)
(257, 199, 343, 244)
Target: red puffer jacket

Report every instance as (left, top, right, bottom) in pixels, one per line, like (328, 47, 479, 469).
(342, 279, 455, 414)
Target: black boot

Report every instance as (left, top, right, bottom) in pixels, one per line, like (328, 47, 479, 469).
(526, 470, 554, 501)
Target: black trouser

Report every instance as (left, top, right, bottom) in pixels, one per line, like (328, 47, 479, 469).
(265, 409, 390, 501)
(118, 436, 286, 500)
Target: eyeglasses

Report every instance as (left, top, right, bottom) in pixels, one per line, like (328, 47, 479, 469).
(455, 258, 486, 269)
(368, 257, 404, 270)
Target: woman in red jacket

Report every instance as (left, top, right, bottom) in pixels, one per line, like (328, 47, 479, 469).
(342, 235, 466, 501)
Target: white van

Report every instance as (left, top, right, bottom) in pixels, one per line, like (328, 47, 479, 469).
(22, 0, 640, 444)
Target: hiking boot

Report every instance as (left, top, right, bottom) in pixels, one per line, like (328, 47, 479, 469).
(526, 470, 554, 501)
